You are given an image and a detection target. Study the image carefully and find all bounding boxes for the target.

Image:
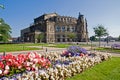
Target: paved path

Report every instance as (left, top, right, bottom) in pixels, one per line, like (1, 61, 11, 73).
(0, 46, 120, 57)
(110, 53, 120, 57)
(0, 46, 66, 55)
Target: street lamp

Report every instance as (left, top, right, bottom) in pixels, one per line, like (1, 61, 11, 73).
(106, 34, 109, 46)
(91, 40, 92, 50)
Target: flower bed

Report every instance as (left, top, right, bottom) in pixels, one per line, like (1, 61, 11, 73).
(61, 46, 88, 57)
(111, 44, 120, 49)
(0, 46, 111, 80)
(0, 52, 51, 78)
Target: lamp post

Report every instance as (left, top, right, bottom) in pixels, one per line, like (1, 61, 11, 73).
(91, 40, 92, 50)
(106, 34, 109, 46)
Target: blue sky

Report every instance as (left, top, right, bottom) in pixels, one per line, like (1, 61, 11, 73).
(0, 0, 120, 37)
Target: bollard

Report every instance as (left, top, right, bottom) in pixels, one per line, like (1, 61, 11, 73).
(3, 51, 6, 56)
(3, 51, 6, 66)
(91, 41, 92, 50)
(46, 48, 47, 52)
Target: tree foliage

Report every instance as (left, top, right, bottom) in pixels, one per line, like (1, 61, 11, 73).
(67, 33, 76, 41)
(0, 4, 4, 9)
(0, 18, 12, 42)
(37, 32, 44, 43)
(90, 36, 97, 41)
(118, 35, 120, 41)
(93, 25, 108, 47)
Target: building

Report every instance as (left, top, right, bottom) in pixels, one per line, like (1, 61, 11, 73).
(21, 12, 88, 43)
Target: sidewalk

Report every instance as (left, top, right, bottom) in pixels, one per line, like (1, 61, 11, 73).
(0, 46, 120, 57)
(0, 47, 66, 55)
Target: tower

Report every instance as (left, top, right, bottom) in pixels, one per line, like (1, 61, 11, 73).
(76, 12, 88, 42)
(85, 18, 89, 42)
(46, 20, 55, 43)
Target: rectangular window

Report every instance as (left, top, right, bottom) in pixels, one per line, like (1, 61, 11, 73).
(57, 35, 60, 38)
(72, 27, 75, 32)
(57, 38, 60, 42)
(67, 27, 70, 31)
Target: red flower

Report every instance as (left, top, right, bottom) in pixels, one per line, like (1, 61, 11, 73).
(0, 62, 4, 69)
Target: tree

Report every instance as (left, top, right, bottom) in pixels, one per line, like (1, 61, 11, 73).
(0, 4, 4, 9)
(93, 25, 108, 47)
(67, 33, 76, 42)
(118, 35, 120, 41)
(90, 36, 97, 41)
(0, 18, 11, 42)
(37, 32, 44, 43)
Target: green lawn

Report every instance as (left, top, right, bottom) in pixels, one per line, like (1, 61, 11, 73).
(0, 44, 41, 52)
(95, 47, 120, 53)
(47, 43, 91, 48)
(0, 43, 91, 52)
(66, 57, 120, 80)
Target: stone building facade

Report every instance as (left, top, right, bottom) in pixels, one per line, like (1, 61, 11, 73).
(21, 12, 88, 43)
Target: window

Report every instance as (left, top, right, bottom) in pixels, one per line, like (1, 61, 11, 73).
(67, 38, 70, 42)
(67, 27, 70, 31)
(58, 18, 61, 21)
(56, 26, 61, 32)
(57, 38, 60, 42)
(62, 26, 65, 32)
(61, 35, 65, 38)
(57, 35, 60, 38)
(71, 27, 75, 32)
(63, 39, 65, 42)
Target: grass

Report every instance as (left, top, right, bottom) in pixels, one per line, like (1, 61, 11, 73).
(66, 57, 120, 80)
(0, 44, 41, 52)
(95, 47, 120, 53)
(47, 43, 91, 48)
(50, 44, 72, 48)
(0, 43, 91, 52)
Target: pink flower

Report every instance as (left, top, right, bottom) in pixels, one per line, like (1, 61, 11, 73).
(45, 66, 48, 68)
(18, 65, 22, 69)
(0, 52, 51, 75)
(33, 59, 39, 63)
(3, 69, 9, 75)
(0, 62, 4, 69)
(26, 67, 31, 71)
(31, 67, 35, 71)
(32, 64, 36, 68)
(5, 65, 10, 70)
(26, 62, 31, 66)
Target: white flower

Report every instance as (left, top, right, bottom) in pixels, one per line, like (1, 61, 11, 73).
(56, 64, 61, 68)
(33, 59, 38, 63)
(5, 65, 10, 70)
(39, 70, 46, 75)
(32, 64, 36, 68)
(26, 62, 33, 66)
(0, 69, 2, 74)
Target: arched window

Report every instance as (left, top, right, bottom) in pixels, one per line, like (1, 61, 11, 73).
(62, 26, 65, 32)
(56, 26, 60, 32)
